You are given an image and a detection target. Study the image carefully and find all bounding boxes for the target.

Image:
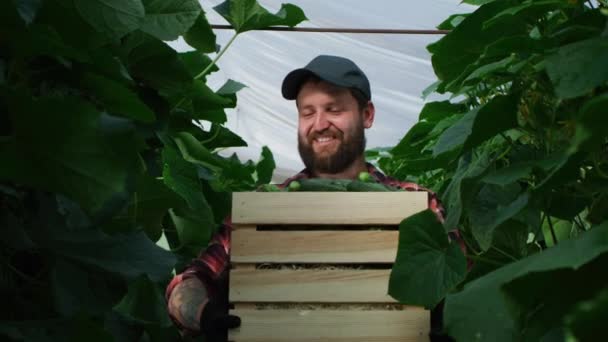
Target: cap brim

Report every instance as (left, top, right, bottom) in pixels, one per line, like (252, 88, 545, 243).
(281, 68, 317, 100)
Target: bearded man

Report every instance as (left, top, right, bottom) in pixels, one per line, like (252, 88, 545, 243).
(165, 55, 456, 341)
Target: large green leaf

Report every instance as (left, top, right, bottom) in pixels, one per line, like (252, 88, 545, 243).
(434, 95, 518, 156)
(433, 109, 477, 156)
(255, 146, 275, 185)
(546, 36, 608, 99)
(444, 222, 608, 342)
(441, 147, 493, 230)
(12, 0, 43, 25)
(469, 183, 529, 250)
(565, 288, 608, 342)
(122, 32, 193, 95)
(81, 72, 155, 123)
(169, 208, 214, 250)
(214, 0, 307, 33)
(48, 229, 176, 282)
(501, 253, 608, 341)
(0, 93, 136, 214)
(51, 258, 115, 316)
(74, 0, 145, 39)
(172, 132, 223, 172)
(388, 210, 467, 308)
(131, 174, 186, 241)
(114, 275, 173, 326)
(428, 0, 526, 85)
(140, 0, 201, 41)
(184, 11, 217, 53)
(162, 145, 214, 214)
(483, 0, 574, 28)
(178, 51, 217, 78)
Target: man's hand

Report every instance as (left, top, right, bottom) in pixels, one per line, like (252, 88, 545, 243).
(168, 278, 209, 332)
(168, 277, 241, 340)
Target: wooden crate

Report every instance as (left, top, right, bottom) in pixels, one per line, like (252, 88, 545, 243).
(229, 192, 430, 342)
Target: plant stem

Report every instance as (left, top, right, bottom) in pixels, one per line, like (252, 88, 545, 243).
(547, 215, 558, 245)
(171, 32, 239, 113)
(195, 32, 239, 81)
(491, 245, 518, 262)
(201, 124, 222, 145)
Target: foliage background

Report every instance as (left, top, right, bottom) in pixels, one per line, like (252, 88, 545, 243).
(384, 0, 608, 341)
(0, 0, 303, 340)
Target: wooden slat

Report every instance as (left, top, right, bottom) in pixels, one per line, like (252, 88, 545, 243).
(228, 309, 429, 342)
(232, 230, 399, 263)
(230, 269, 395, 303)
(232, 192, 427, 225)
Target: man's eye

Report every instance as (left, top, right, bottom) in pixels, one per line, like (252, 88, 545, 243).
(328, 107, 341, 112)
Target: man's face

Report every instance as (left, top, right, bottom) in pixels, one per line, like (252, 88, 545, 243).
(296, 80, 374, 174)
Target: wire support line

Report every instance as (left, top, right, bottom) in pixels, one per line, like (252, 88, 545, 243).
(210, 25, 450, 35)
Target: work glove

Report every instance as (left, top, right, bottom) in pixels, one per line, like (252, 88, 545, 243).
(199, 282, 241, 342)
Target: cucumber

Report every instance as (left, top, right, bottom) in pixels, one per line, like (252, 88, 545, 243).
(259, 184, 282, 192)
(297, 178, 351, 191)
(358, 171, 372, 182)
(288, 180, 301, 191)
(346, 180, 393, 192)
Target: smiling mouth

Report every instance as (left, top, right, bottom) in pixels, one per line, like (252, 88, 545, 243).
(314, 136, 336, 145)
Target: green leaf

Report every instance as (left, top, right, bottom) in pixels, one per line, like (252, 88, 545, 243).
(0, 92, 137, 214)
(122, 32, 193, 95)
(565, 288, 608, 342)
(462, 55, 517, 85)
(50, 229, 176, 282)
(74, 0, 145, 39)
(162, 145, 215, 214)
(51, 258, 114, 316)
(389, 210, 467, 308)
(132, 174, 186, 241)
(184, 11, 217, 53)
(441, 147, 493, 230)
(434, 95, 518, 156)
(169, 208, 214, 249)
(214, 0, 307, 33)
(81, 72, 155, 122)
(437, 13, 470, 30)
(172, 131, 222, 171)
(418, 100, 467, 123)
(140, 0, 201, 41)
(465, 220, 529, 282)
(469, 184, 529, 250)
(202, 124, 248, 149)
(444, 221, 608, 342)
(256, 146, 275, 185)
(483, 0, 573, 29)
(178, 51, 217, 78)
(114, 274, 172, 326)
(433, 108, 477, 156)
(482, 163, 534, 186)
(428, 0, 526, 85)
(546, 36, 608, 99)
(501, 253, 608, 341)
(12, 0, 43, 25)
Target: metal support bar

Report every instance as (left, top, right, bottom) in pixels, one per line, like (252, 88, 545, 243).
(210, 24, 450, 35)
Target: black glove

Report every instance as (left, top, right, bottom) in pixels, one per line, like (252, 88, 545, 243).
(199, 292, 241, 342)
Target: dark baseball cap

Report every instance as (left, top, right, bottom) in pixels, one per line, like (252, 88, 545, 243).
(281, 55, 371, 101)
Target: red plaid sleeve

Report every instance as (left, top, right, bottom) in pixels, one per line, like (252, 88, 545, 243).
(165, 218, 233, 328)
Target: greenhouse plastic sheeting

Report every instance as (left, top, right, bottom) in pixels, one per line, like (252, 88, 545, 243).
(169, 0, 475, 181)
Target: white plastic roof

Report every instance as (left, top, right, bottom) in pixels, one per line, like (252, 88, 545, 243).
(170, 0, 475, 181)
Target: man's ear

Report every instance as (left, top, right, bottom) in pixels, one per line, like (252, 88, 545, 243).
(363, 101, 375, 128)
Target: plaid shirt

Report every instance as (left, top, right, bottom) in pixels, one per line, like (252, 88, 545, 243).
(165, 163, 464, 332)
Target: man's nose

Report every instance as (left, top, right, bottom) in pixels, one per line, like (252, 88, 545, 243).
(312, 112, 331, 131)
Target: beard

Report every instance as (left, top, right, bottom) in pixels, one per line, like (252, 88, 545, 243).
(298, 119, 366, 174)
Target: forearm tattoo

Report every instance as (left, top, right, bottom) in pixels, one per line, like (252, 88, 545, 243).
(168, 278, 209, 330)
